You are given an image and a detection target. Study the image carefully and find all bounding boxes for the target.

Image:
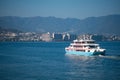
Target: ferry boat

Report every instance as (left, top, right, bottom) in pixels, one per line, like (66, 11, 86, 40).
(65, 39, 106, 56)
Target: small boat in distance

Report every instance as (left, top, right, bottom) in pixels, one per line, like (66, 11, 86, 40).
(65, 38, 106, 56)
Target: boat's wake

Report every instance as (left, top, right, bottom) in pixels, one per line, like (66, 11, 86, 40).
(98, 54, 120, 60)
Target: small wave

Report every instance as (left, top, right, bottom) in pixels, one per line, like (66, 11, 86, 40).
(98, 55, 120, 60)
(65, 54, 95, 61)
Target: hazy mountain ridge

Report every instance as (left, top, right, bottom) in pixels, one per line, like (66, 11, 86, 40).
(0, 15, 120, 35)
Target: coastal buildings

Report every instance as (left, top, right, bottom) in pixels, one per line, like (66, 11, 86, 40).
(52, 33, 77, 41)
(41, 32, 52, 42)
(0, 31, 120, 42)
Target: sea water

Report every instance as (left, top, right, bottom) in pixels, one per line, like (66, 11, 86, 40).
(0, 41, 120, 80)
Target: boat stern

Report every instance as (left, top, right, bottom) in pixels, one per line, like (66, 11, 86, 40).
(93, 49, 106, 55)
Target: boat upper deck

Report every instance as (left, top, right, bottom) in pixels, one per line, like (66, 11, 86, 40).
(73, 39, 95, 43)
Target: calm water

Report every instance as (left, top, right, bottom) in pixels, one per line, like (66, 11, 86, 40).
(0, 41, 120, 80)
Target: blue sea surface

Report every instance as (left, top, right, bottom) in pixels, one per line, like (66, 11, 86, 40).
(0, 41, 120, 80)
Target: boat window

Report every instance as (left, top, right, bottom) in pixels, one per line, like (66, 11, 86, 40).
(82, 42, 85, 43)
(76, 50, 85, 52)
(89, 45, 97, 48)
(74, 45, 83, 47)
(75, 42, 81, 44)
(87, 41, 95, 43)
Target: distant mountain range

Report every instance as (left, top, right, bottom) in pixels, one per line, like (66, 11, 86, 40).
(0, 15, 120, 35)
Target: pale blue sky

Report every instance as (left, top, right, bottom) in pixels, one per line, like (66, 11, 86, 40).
(0, 0, 120, 19)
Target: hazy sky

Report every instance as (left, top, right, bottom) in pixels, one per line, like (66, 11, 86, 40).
(0, 0, 120, 19)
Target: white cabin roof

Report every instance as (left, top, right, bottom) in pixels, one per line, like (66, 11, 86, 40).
(73, 39, 95, 42)
(70, 43, 99, 46)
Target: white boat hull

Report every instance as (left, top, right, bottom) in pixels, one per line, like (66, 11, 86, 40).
(65, 50, 105, 56)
